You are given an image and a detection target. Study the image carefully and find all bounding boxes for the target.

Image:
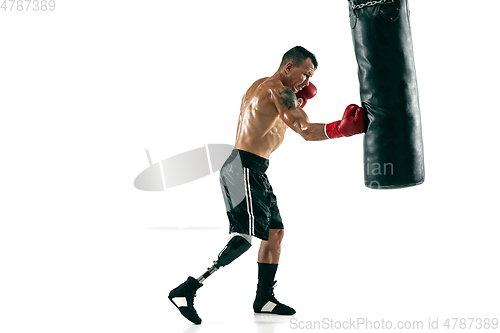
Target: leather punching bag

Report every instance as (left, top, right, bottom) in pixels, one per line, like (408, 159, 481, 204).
(348, 0, 425, 189)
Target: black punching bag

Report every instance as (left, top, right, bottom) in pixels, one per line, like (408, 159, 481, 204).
(348, 0, 425, 189)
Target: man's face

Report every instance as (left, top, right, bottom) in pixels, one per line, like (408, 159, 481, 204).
(287, 58, 315, 93)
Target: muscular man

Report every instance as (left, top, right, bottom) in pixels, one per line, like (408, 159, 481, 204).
(168, 46, 366, 325)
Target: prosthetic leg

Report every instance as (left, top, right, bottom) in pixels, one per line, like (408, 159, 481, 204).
(198, 233, 252, 282)
(168, 233, 252, 324)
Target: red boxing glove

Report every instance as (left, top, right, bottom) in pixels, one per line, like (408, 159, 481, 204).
(295, 82, 317, 108)
(325, 104, 367, 139)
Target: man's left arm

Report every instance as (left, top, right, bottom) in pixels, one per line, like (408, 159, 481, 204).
(272, 86, 329, 141)
(271, 85, 367, 141)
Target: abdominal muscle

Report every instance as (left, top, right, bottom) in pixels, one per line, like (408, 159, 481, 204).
(235, 116, 287, 159)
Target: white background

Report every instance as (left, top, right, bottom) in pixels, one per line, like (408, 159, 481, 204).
(1, 1, 499, 332)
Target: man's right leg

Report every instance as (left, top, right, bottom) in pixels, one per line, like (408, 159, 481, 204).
(168, 233, 252, 325)
(253, 229, 295, 315)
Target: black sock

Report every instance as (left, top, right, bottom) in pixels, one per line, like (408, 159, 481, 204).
(257, 263, 278, 290)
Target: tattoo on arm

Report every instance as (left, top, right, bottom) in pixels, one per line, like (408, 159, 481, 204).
(280, 87, 298, 110)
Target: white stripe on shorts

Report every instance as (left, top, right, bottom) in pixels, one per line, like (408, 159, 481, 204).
(243, 167, 255, 236)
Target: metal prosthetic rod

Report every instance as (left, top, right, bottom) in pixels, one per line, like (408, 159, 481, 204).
(197, 233, 252, 283)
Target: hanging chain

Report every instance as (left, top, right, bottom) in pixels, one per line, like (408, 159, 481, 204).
(350, 0, 394, 11)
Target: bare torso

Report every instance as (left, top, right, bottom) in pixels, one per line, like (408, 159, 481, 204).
(234, 77, 289, 159)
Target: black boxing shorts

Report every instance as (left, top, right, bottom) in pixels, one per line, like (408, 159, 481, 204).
(219, 149, 283, 241)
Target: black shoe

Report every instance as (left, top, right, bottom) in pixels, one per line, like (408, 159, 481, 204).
(253, 280, 296, 315)
(168, 276, 203, 324)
